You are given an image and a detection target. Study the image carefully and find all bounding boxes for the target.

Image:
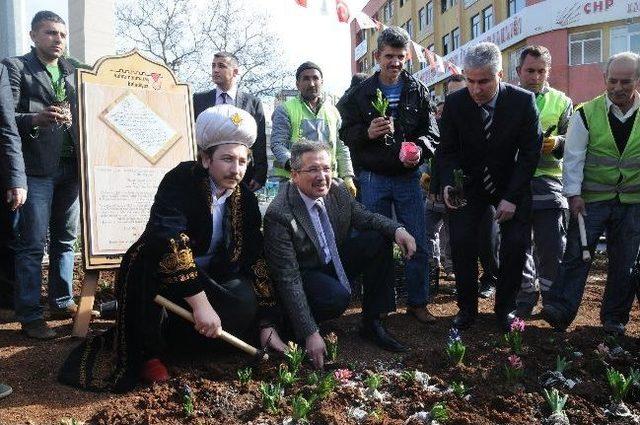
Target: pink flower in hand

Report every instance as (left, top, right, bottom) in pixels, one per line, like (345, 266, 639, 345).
(334, 368, 353, 384)
(399, 142, 421, 163)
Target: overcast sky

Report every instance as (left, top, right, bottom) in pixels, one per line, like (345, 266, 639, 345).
(25, 0, 368, 95)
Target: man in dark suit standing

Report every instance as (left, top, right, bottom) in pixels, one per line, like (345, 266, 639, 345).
(0, 62, 27, 322)
(193, 52, 267, 191)
(439, 42, 541, 331)
(264, 141, 417, 369)
(2, 11, 79, 339)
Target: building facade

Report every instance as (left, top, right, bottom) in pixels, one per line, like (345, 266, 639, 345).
(351, 0, 640, 103)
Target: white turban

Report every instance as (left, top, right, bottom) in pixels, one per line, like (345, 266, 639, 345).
(195, 104, 257, 151)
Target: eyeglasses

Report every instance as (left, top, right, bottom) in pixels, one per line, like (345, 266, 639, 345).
(297, 166, 332, 175)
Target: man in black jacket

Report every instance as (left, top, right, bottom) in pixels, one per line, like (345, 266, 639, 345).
(339, 26, 439, 324)
(439, 42, 541, 331)
(193, 52, 267, 191)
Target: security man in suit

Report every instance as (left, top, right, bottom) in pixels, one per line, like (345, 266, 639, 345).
(264, 140, 416, 369)
(439, 42, 542, 331)
(193, 51, 267, 191)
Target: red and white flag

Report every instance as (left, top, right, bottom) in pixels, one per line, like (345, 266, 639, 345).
(446, 61, 461, 75)
(336, 0, 350, 23)
(411, 41, 427, 63)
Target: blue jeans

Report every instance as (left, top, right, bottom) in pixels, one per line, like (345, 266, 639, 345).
(547, 199, 640, 326)
(14, 158, 80, 323)
(359, 169, 428, 307)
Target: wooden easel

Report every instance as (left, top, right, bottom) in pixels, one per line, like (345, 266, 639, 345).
(70, 50, 197, 338)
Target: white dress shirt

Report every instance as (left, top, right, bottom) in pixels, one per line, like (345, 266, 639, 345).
(215, 85, 238, 106)
(563, 92, 640, 197)
(195, 180, 233, 268)
(298, 188, 331, 264)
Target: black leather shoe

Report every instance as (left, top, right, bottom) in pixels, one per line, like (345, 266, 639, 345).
(359, 319, 409, 352)
(541, 304, 567, 332)
(478, 282, 495, 299)
(452, 313, 475, 330)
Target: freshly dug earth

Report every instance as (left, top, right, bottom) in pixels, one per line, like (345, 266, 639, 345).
(1, 258, 639, 424)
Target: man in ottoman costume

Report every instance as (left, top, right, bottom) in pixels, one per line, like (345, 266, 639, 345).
(60, 105, 286, 392)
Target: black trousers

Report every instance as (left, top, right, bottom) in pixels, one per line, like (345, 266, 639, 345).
(147, 272, 258, 356)
(301, 230, 395, 325)
(0, 204, 17, 309)
(449, 196, 531, 319)
(478, 205, 500, 286)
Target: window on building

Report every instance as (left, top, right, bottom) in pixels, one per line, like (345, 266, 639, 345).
(405, 58, 413, 71)
(442, 34, 451, 55)
(483, 6, 494, 32)
(611, 24, 640, 55)
(569, 30, 602, 66)
(471, 14, 481, 39)
(357, 58, 369, 73)
(428, 43, 435, 52)
(507, 0, 525, 17)
(418, 7, 426, 32)
(426, 1, 434, 26)
(400, 0, 405, 7)
(356, 29, 367, 45)
(383, 0, 394, 22)
(406, 18, 413, 38)
(441, 0, 456, 13)
(452, 27, 460, 50)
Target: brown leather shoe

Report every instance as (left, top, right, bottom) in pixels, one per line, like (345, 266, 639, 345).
(48, 303, 78, 320)
(21, 319, 57, 340)
(406, 306, 437, 324)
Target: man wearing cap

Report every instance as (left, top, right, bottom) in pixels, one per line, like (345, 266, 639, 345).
(193, 51, 267, 192)
(59, 105, 285, 392)
(271, 61, 356, 196)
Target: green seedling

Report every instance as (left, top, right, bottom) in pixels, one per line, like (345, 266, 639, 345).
(606, 367, 639, 402)
(291, 394, 313, 423)
(401, 369, 417, 384)
(306, 371, 319, 386)
(451, 381, 467, 398)
(278, 364, 298, 387)
(555, 355, 570, 374)
(543, 388, 568, 414)
(259, 382, 283, 414)
(52, 78, 67, 102)
(182, 384, 195, 417)
(325, 332, 338, 362)
(446, 328, 466, 365)
(285, 341, 305, 374)
(371, 88, 389, 117)
(314, 373, 337, 400)
(364, 373, 382, 391)
(237, 367, 252, 384)
(430, 402, 448, 421)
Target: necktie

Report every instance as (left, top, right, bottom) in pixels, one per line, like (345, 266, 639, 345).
(314, 200, 351, 294)
(480, 105, 497, 195)
(220, 92, 228, 104)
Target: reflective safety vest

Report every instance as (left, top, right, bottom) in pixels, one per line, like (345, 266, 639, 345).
(272, 96, 341, 179)
(581, 94, 640, 204)
(534, 87, 572, 178)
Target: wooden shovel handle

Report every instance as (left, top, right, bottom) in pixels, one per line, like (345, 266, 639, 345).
(577, 213, 591, 262)
(154, 295, 268, 361)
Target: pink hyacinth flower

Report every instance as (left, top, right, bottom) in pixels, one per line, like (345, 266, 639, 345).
(510, 317, 526, 333)
(399, 142, 421, 162)
(334, 368, 353, 384)
(508, 354, 523, 369)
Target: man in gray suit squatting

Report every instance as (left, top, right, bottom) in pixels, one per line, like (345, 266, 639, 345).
(264, 140, 417, 369)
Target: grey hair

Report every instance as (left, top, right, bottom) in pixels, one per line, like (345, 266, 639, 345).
(605, 52, 640, 79)
(463, 42, 502, 74)
(377, 26, 410, 51)
(290, 140, 331, 170)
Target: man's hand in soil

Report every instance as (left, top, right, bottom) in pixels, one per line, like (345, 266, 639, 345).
(569, 195, 586, 218)
(185, 291, 222, 338)
(259, 326, 288, 353)
(6, 187, 27, 211)
(367, 116, 393, 139)
(32, 106, 68, 128)
(306, 331, 327, 370)
(495, 199, 516, 223)
(394, 227, 416, 260)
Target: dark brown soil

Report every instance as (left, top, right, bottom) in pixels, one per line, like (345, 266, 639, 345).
(1, 257, 639, 424)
